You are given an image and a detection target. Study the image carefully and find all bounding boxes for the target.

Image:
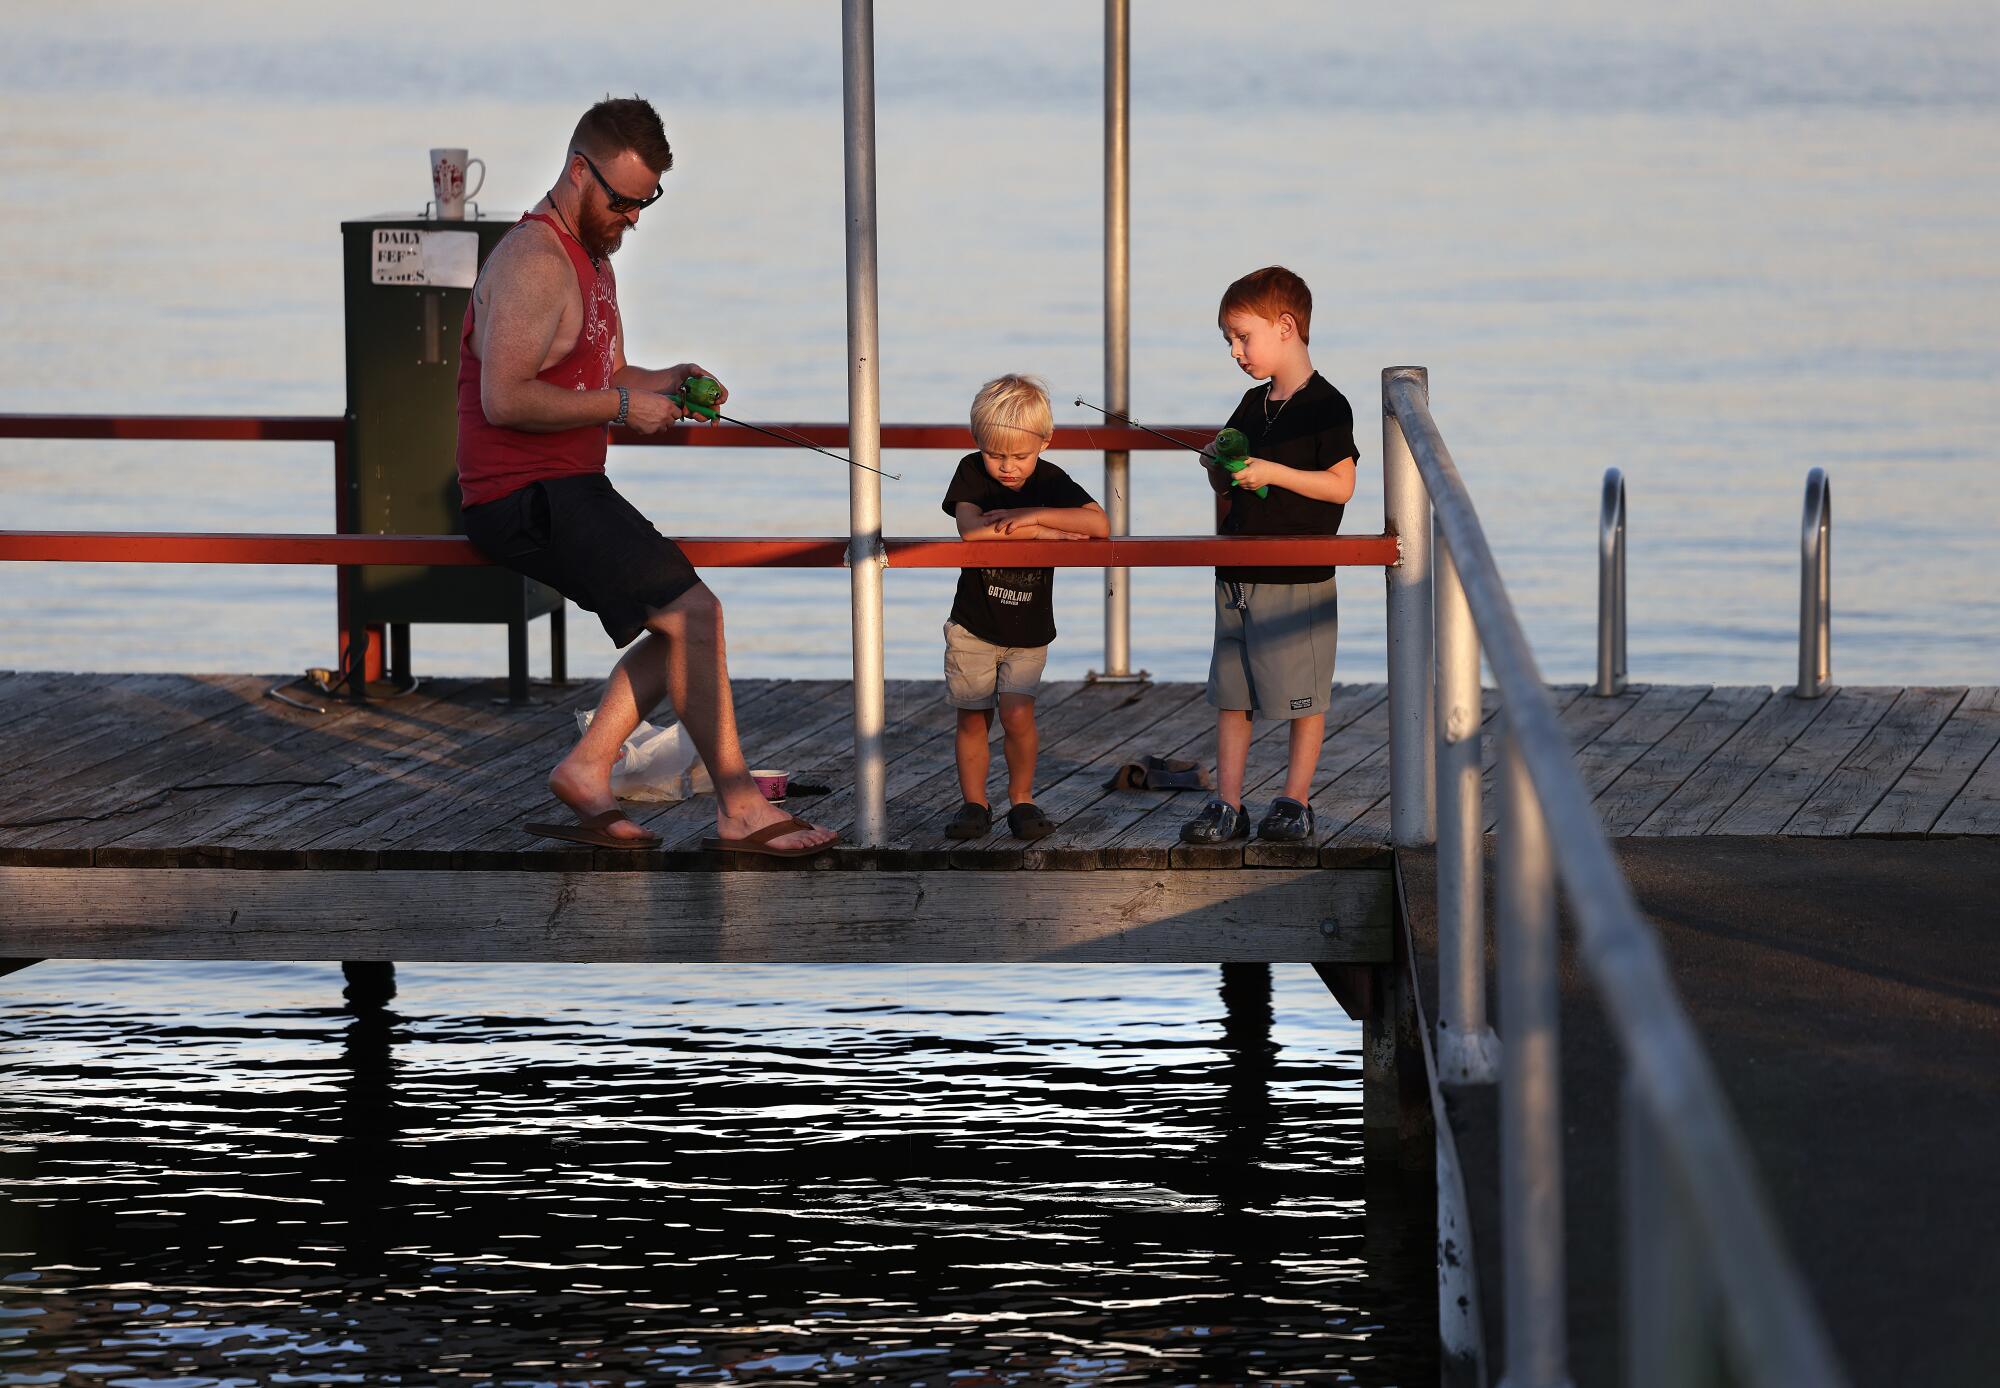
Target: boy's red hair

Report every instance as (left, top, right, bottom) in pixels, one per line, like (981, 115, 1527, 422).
(1218, 265, 1312, 345)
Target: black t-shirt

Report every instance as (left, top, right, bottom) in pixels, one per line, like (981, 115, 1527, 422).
(941, 452, 1097, 647)
(1210, 371, 1359, 583)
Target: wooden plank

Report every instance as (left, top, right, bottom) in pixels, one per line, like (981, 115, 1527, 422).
(1784, 688, 1967, 837)
(1592, 687, 1773, 836)
(869, 679, 1145, 852)
(5, 672, 407, 840)
(1021, 685, 1224, 869)
(1860, 687, 2000, 836)
(940, 680, 1210, 869)
(1243, 684, 1405, 869)
(138, 676, 592, 865)
(527, 678, 874, 868)
(1102, 683, 1391, 870)
(220, 676, 624, 866)
(0, 674, 271, 800)
(1573, 685, 1712, 799)
(0, 672, 142, 740)
(1483, 684, 1640, 832)
(1931, 708, 2000, 836)
(1707, 686, 1901, 836)
(83, 678, 492, 862)
(1635, 686, 1835, 837)
(0, 865, 1394, 965)
(374, 678, 822, 865)
(0, 676, 318, 845)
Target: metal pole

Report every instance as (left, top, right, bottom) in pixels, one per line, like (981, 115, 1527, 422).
(1095, 0, 1137, 682)
(1595, 467, 1626, 697)
(1797, 468, 1830, 699)
(1436, 532, 1498, 1083)
(1498, 721, 1572, 1388)
(1384, 366, 1435, 846)
(842, 0, 888, 843)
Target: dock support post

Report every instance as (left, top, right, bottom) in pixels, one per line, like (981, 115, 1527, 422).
(842, 0, 888, 844)
(1797, 467, 1831, 699)
(1595, 467, 1627, 696)
(1093, 0, 1139, 684)
(1384, 366, 1435, 846)
(1436, 538, 1499, 1083)
(1498, 723, 1573, 1388)
(341, 961, 396, 1008)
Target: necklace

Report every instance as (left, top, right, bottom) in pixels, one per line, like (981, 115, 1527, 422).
(546, 193, 599, 270)
(1262, 384, 1291, 426)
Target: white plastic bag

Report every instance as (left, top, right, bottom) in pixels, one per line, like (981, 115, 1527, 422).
(574, 709, 711, 803)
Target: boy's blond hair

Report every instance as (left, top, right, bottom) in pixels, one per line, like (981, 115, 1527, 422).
(969, 374, 1053, 454)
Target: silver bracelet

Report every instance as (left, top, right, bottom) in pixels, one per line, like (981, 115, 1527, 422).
(612, 385, 630, 427)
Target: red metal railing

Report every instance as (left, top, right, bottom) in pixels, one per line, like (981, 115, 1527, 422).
(0, 414, 1203, 453)
(0, 412, 1392, 694)
(0, 532, 1397, 569)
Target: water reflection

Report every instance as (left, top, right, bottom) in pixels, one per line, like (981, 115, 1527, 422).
(0, 962, 1434, 1383)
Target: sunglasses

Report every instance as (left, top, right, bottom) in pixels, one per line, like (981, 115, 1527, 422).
(572, 149, 664, 214)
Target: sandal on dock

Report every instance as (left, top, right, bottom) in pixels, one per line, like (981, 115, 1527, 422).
(1006, 802, 1056, 842)
(525, 810, 662, 850)
(944, 801, 992, 840)
(701, 816, 836, 859)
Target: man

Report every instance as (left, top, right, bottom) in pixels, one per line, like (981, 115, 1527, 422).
(456, 96, 836, 858)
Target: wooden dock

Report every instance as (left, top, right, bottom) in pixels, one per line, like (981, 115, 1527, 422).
(0, 673, 1993, 964)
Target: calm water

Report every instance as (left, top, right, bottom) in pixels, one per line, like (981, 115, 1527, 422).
(3, 3, 1998, 1381)
(0, 962, 1431, 1384)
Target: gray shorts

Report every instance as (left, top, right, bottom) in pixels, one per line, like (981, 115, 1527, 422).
(944, 621, 1048, 709)
(1206, 576, 1338, 720)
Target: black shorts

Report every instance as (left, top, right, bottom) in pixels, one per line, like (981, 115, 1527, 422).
(462, 473, 701, 648)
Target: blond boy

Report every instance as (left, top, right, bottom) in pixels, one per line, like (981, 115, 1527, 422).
(939, 375, 1109, 841)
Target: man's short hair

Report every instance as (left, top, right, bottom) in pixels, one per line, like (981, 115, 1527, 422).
(1218, 265, 1312, 345)
(970, 374, 1053, 453)
(571, 96, 674, 175)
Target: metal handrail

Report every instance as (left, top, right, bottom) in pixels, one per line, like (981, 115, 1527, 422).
(1799, 468, 1831, 698)
(1596, 467, 1627, 696)
(1384, 368, 1845, 1387)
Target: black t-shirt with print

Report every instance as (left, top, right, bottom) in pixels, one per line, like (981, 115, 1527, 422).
(1208, 370, 1359, 583)
(941, 452, 1097, 648)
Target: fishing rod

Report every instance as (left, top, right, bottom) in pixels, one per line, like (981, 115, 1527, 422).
(1072, 397, 1265, 498)
(667, 376, 902, 481)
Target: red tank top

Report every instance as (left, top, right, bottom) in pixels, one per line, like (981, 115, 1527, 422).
(455, 212, 621, 508)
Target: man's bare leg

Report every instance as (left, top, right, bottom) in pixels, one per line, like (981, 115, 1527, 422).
(548, 584, 835, 850)
(1282, 712, 1325, 804)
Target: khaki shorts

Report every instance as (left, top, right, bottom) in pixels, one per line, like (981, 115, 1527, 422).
(943, 621, 1048, 709)
(1206, 576, 1338, 720)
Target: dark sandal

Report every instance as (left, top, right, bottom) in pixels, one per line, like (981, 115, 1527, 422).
(1179, 798, 1250, 845)
(945, 801, 992, 840)
(1006, 802, 1056, 841)
(525, 809, 662, 850)
(700, 816, 836, 858)
(1256, 797, 1316, 843)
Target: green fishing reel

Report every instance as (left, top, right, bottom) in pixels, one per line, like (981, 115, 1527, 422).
(670, 374, 724, 421)
(1211, 427, 1268, 498)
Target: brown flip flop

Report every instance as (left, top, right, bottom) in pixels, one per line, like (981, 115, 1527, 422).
(701, 815, 836, 858)
(524, 809, 662, 850)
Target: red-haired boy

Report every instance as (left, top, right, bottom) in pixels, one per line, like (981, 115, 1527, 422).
(1182, 266, 1358, 846)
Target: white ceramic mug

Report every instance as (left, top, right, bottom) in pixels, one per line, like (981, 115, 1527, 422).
(429, 148, 486, 220)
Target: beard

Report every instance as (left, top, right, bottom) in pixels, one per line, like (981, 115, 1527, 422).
(579, 202, 628, 261)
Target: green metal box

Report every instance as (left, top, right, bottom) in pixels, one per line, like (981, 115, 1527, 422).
(339, 214, 563, 637)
